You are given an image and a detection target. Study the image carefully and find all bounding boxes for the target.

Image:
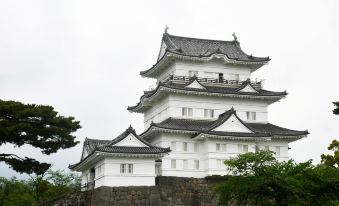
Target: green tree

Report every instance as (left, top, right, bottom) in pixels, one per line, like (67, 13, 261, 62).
(333, 102, 339, 115)
(0, 177, 35, 206)
(215, 150, 339, 206)
(321, 140, 339, 168)
(0, 100, 81, 175)
(0, 170, 81, 206)
(41, 170, 81, 202)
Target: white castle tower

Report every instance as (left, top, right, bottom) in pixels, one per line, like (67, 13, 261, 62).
(128, 31, 308, 178)
(70, 31, 309, 188)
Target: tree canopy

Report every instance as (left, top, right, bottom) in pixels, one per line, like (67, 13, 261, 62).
(215, 150, 339, 206)
(333, 102, 339, 115)
(0, 170, 80, 206)
(0, 100, 81, 175)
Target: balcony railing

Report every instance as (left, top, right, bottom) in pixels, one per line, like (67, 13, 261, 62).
(81, 181, 95, 191)
(163, 75, 262, 88)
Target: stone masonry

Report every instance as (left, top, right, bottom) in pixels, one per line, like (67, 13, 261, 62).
(48, 176, 226, 206)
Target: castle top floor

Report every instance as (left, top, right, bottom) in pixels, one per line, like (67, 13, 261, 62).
(140, 32, 270, 81)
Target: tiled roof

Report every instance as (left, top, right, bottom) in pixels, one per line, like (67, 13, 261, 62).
(128, 77, 286, 112)
(69, 126, 170, 170)
(140, 33, 270, 77)
(163, 33, 270, 62)
(142, 109, 308, 138)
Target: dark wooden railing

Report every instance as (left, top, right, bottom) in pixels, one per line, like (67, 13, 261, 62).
(81, 181, 95, 191)
(163, 75, 262, 88)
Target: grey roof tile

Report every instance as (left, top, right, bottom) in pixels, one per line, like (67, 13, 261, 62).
(128, 78, 286, 112)
(163, 33, 269, 62)
(143, 109, 308, 137)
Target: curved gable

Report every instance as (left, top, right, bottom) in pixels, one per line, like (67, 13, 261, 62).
(212, 114, 254, 133)
(113, 133, 149, 147)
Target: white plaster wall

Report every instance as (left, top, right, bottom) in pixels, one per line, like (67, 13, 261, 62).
(168, 60, 253, 81)
(148, 133, 290, 178)
(168, 94, 268, 122)
(144, 96, 169, 129)
(143, 94, 269, 128)
(91, 157, 156, 187)
(114, 133, 148, 147)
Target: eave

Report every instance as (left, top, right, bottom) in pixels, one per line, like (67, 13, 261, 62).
(128, 86, 286, 113)
(69, 150, 168, 171)
(140, 51, 269, 79)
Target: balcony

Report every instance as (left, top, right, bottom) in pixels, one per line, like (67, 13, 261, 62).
(162, 75, 263, 89)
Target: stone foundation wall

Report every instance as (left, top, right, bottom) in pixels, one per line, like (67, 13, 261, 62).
(48, 176, 227, 206)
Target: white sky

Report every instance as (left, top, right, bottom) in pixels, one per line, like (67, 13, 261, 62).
(0, 0, 338, 178)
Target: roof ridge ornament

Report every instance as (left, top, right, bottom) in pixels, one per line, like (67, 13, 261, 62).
(165, 25, 169, 34)
(232, 32, 237, 41)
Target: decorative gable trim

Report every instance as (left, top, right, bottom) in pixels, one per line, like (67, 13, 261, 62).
(212, 113, 254, 133)
(238, 84, 258, 93)
(185, 79, 206, 90)
(112, 133, 149, 147)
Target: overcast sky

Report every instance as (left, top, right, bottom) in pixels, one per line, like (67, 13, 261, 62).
(0, 0, 338, 178)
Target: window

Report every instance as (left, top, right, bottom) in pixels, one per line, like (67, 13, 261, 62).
(120, 164, 126, 174)
(171, 159, 176, 169)
(182, 107, 193, 117)
(97, 165, 102, 175)
(246, 112, 256, 121)
(216, 143, 221, 151)
(238, 144, 249, 153)
(183, 160, 188, 169)
(194, 143, 199, 152)
(171, 142, 176, 151)
(243, 145, 248, 153)
(183, 142, 188, 152)
(120, 164, 133, 174)
(275, 146, 280, 156)
(218, 73, 224, 82)
(216, 143, 227, 152)
(194, 160, 199, 169)
(128, 164, 133, 174)
(204, 109, 214, 118)
(188, 70, 198, 77)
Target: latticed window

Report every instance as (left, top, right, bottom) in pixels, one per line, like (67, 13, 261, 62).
(246, 112, 256, 121)
(128, 164, 133, 174)
(120, 164, 126, 174)
(194, 160, 199, 169)
(275, 146, 281, 156)
(182, 108, 193, 117)
(171, 142, 176, 151)
(204, 109, 214, 118)
(183, 160, 188, 169)
(238, 144, 249, 153)
(216, 143, 227, 152)
(120, 164, 133, 174)
(183, 142, 188, 151)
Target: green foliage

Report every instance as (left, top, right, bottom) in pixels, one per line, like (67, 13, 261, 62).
(333, 102, 339, 115)
(215, 150, 339, 206)
(0, 177, 35, 206)
(42, 170, 81, 201)
(0, 99, 81, 175)
(321, 139, 339, 168)
(0, 170, 80, 206)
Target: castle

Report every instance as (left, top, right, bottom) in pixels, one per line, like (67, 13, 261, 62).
(70, 31, 308, 189)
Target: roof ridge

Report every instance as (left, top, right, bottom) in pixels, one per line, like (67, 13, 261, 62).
(167, 33, 235, 44)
